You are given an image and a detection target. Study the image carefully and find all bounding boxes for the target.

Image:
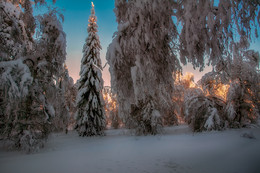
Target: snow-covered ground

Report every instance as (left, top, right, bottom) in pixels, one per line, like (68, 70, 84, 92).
(1, 125, 260, 173)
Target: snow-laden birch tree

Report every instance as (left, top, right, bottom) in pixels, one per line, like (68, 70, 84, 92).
(176, 0, 260, 70)
(107, 0, 180, 135)
(0, 0, 69, 152)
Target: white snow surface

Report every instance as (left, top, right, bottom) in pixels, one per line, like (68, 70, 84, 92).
(1, 125, 260, 173)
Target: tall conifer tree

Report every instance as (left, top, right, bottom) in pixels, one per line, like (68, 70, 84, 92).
(75, 2, 106, 136)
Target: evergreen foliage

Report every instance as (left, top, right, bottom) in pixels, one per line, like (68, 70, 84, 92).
(75, 2, 106, 136)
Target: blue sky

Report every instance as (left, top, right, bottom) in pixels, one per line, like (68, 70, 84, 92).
(42, 0, 259, 86)
(49, 0, 116, 86)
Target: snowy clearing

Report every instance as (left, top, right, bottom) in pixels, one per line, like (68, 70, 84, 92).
(1, 125, 260, 173)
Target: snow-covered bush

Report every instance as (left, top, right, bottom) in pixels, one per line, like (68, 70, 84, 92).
(0, 59, 53, 152)
(130, 98, 163, 135)
(0, 59, 33, 137)
(18, 130, 46, 153)
(184, 88, 226, 132)
(197, 42, 259, 129)
(204, 45, 260, 128)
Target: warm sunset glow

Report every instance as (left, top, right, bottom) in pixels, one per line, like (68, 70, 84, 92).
(103, 93, 116, 110)
(103, 87, 118, 126)
(40, 104, 44, 110)
(247, 88, 254, 96)
(91, 2, 94, 8)
(173, 72, 231, 124)
(182, 72, 196, 88)
(173, 72, 197, 124)
(175, 72, 197, 89)
(175, 72, 230, 99)
(213, 83, 229, 100)
(64, 64, 68, 70)
(88, 17, 96, 24)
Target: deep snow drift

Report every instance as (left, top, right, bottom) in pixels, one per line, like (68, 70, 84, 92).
(0, 125, 260, 173)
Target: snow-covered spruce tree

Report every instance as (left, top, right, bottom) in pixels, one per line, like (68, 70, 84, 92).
(107, 0, 180, 134)
(75, 2, 106, 136)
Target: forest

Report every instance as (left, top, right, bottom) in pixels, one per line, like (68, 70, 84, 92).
(0, 0, 259, 156)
